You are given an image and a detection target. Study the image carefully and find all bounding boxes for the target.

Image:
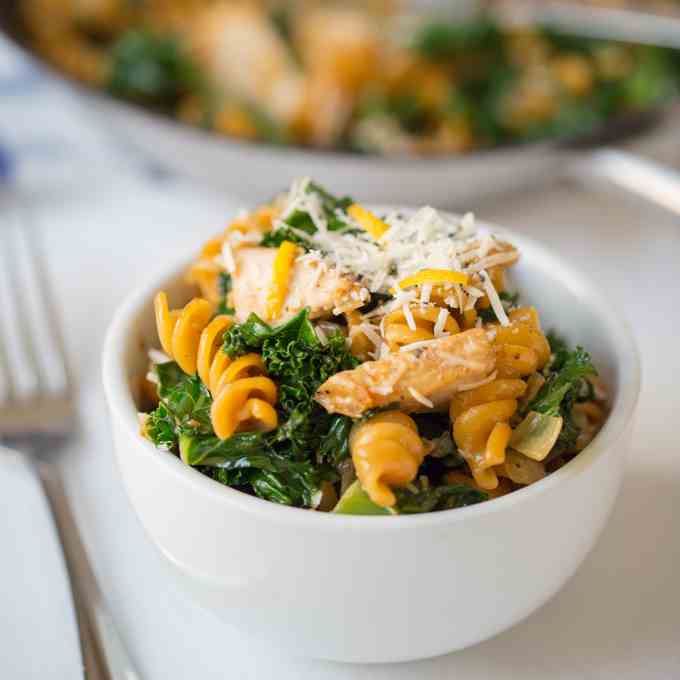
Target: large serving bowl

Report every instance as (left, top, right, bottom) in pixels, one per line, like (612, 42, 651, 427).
(102, 215, 640, 663)
(3, 1, 680, 207)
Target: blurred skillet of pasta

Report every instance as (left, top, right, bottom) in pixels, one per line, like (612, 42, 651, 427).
(23, 0, 680, 156)
(136, 177, 608, 515)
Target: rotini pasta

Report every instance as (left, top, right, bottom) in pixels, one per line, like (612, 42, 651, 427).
(350, 412, 426, 507)
(490, 307, 551, 379)
(153, 292, 278, 440)
(383, 305, 460, 351)
(345, 310, 373, 361)
(450, 379, 527, 490)
(210, 354, 279, 440)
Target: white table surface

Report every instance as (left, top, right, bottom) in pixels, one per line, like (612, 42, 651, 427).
(1, 40, 679, 680)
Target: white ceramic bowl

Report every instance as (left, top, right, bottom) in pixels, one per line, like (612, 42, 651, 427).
(102, 218, 640, 663)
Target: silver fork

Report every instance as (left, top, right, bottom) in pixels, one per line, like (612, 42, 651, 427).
(0, 192, 140, 680)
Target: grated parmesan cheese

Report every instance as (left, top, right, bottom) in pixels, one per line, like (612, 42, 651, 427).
(359, 322, 384, 351)
(481, 270, 509, 327)
(434, 308, 450, 337)
(457, 370, 498, 392)
(467, 251, 518, 273)
(148, 349, 171, 364)
(315, 325, 328, 346)
(408, 387, 434, 409)
(403, 304, 417, 331)
(399, 337, 443, 352)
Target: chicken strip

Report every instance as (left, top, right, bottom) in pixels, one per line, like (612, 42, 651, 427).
(232, 247, 365, 324)
(315, 329, 496, 417)
(189, 2, 305, 128)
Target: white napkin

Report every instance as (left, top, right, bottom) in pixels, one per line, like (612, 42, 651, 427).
(0, 448, 82, 679)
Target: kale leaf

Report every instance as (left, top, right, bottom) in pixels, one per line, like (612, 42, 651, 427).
(144, 402, 177, 451)
(394, 485, 488, 514)
(108, 30, 199, 108)
(410, 17, 501, 61)
(180, 433, 322, 507)
(546, 331, 571, 371)
(530, 346, 597, 417)
(260, 181, 354, 249)
(155, 361, 213, 435)
(260, 226, 313, 249)
(317, 415, 353, 466)
(263, 316, 357, 412)
(221, 313, 273, 358)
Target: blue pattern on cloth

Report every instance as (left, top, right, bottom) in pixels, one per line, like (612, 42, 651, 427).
(0, 143, 12, 181)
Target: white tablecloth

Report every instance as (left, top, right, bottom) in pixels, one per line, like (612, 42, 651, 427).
(1, 36, 679, 680)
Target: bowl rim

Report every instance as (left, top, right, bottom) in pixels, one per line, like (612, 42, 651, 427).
(102, 214, 641, 532)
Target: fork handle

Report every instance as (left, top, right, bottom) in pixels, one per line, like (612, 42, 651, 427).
(34, 461, 140, 680)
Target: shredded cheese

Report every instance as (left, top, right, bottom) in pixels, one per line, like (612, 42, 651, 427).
(434, 308, 450, 337)
(148, 349, 171, 364)
(457, 370, 498, 392)
(315, 325, 329, 346)
(480, 270, 509, 327)
(403, 304, 417, 331)
(408, 387, 434, 409)
(399, 337, 443, 352)
(265, 240, 298, 321)
(359, 322, 384, 351)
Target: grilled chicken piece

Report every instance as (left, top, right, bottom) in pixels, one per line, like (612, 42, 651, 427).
(232, 247, 364, 324)
(189, 2, 305, 127)
(293, 7, 381, 145)
(316, 329, 496, 417)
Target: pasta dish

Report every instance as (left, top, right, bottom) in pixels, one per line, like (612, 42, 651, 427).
(138, 178, 607, 515)
(23, 1, 680, 156)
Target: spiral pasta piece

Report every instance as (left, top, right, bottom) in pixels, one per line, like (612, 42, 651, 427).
(154, 292, 278, 440)
(450, 379, 527, 490)
(383, 305, 460, 351)
(211, 354, 279, 439)
(345, 310, 373, 360)
(491, 306, 551, 379)
(350, 412, 426, 507)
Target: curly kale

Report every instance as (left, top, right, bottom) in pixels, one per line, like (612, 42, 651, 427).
(394, 485, 488, 514)
(179, 433, 323, 507)
(108, 30, 199, 108)
(527, 334, 599, 460)
(143, 361, 212, 452)
(530, 345, 597, 417)
(144, 402, 177, 451)
(221, 313, 273, 358)
(263, 320, 358, 413)
(156, 363, 213, 435)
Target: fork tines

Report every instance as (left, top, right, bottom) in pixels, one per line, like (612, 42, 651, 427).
(0, 192, 72, 436)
